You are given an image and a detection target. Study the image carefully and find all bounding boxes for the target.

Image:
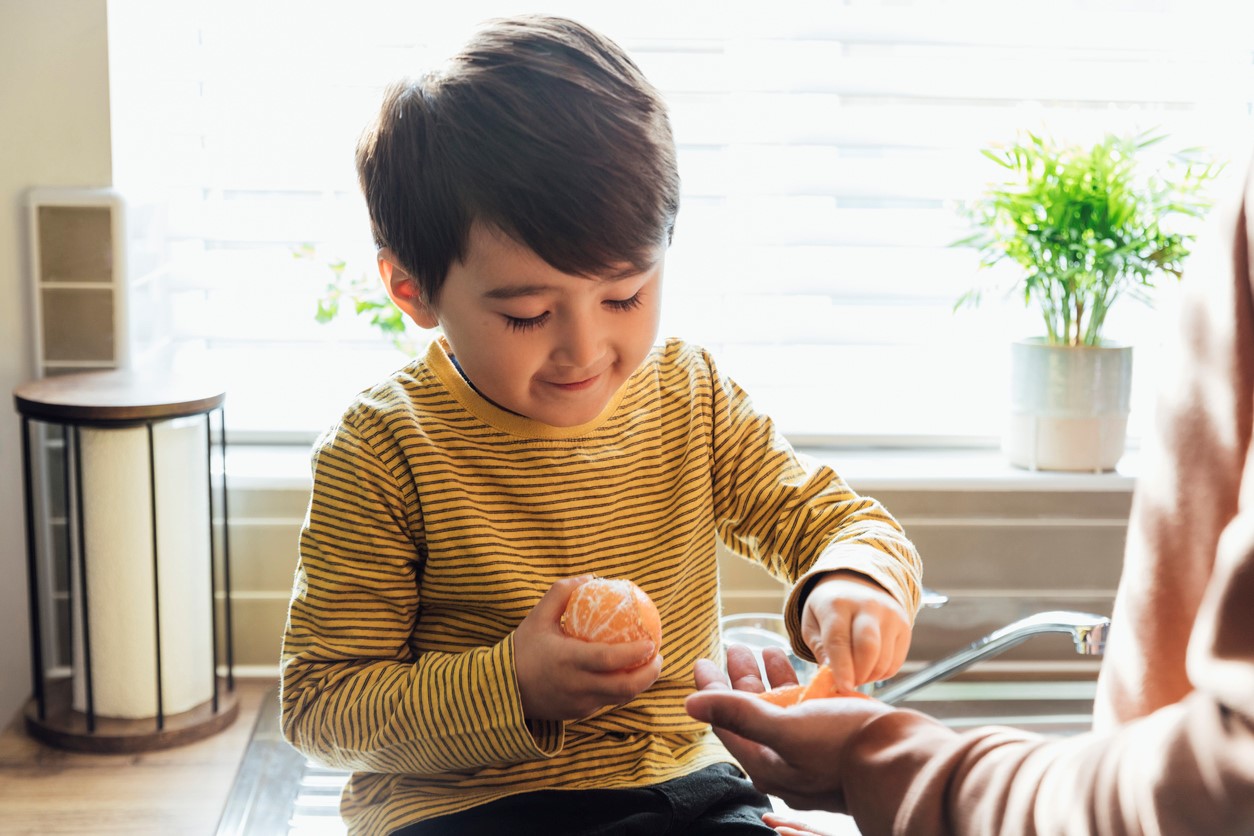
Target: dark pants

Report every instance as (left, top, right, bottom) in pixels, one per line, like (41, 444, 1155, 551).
(391, 763, 776, 835)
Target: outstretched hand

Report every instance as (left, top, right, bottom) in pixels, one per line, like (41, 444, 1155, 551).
(514, 575, 662, 721)
(685, 645, 891, 814)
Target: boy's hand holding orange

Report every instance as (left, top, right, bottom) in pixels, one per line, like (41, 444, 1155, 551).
(513, 576, 662, 722)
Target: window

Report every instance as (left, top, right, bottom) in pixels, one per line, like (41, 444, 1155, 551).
(107, 0, 1254, 443)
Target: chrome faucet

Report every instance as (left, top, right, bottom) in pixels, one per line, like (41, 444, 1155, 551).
(720, 590, 1109, 705)
(871, 610, 1110, 705)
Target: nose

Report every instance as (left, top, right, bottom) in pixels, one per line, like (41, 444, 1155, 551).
(552, 312, 603, 370)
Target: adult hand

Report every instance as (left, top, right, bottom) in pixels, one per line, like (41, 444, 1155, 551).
(515, 575, 661, 721)
(800, 571, 911, 692)
(686, 646, 891, 814)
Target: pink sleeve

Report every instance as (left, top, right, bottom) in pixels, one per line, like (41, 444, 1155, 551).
(837, 153, 1254, 836)
(1094, 154, 1254, 726)
(844, 509, 1254, 835)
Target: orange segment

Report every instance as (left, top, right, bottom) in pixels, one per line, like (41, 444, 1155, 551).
(756, 683, 805, 707)
(560, 577, 662, 646)
(757, 663, 875, 706)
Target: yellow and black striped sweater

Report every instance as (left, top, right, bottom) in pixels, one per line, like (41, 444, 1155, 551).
(281, 337, 921, 835)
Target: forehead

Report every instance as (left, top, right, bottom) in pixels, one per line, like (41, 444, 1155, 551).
(460, 223, 660, 292)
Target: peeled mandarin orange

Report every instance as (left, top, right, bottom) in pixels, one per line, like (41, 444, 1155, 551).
(757, 663, 874, 705)
(560, 577, 662, 646)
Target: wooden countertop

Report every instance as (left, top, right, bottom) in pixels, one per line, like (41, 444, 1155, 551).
(0, 678, 272, 835)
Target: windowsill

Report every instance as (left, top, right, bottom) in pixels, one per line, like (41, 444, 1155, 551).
(223, 442, 1139, 494)
(801, 446, 1139, 493)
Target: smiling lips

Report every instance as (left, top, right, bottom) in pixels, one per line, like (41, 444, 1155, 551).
(543, 357, 611, 391)
(547, 374, 600, 391)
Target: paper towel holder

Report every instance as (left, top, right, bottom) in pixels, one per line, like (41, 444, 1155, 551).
(14, 369, 238, 752)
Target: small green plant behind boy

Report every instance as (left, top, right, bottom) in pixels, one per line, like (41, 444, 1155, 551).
(952, 130, 1222, 471)
(279, 15, 922, 835)
(954, 130, 1220, 348)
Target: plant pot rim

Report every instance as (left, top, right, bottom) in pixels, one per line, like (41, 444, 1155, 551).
(1016, 336, 1131, 351)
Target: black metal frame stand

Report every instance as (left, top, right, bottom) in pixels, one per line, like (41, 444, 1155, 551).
(18, 401, 237, 752)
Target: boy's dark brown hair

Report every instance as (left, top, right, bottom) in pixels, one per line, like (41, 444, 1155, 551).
(356, 14, 680, 305)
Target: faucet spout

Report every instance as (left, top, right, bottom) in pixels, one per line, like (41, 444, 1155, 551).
(873, 610, 1111, 705)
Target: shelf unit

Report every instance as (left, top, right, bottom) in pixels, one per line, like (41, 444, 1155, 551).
(27, 187, 171, 379)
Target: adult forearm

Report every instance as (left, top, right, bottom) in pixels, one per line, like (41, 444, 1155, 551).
(844, 696, 1254, 836)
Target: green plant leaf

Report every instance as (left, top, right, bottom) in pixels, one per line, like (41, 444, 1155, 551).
(951, 130, 1223, 345)
(304, 243, 417, 354)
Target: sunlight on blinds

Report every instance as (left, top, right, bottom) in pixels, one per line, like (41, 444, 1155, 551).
(107, 0, 1254, 442)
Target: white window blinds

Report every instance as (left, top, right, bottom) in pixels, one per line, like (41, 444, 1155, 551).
(107, 0, 1254, 442)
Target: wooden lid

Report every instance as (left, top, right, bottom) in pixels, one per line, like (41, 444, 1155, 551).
(13, 369, 225, 423)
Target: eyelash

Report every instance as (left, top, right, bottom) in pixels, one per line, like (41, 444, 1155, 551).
(606, 293, 644, 313)
(503, 292, 644, 332)
(504, 312, 550, 332)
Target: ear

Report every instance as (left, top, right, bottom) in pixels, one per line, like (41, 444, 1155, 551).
(378, 250, 439, 329)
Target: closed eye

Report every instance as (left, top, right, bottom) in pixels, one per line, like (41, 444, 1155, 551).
(504, 312, 551, 332)
(605, 292, 643, 312)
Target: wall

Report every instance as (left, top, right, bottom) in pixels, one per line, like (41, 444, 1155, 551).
(0, 0, 112, 725)
(227, 447, 1132, 681)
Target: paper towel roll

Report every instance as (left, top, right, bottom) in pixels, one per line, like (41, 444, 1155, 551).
(70, 416, 215, 719)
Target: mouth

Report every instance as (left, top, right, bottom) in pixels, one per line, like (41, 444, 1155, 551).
(546, 373, 602, 392)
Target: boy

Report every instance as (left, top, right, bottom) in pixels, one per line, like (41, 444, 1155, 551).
(281, 14, 922, 835)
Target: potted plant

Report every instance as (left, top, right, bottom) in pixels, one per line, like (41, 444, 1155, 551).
(955, 130, 1221, 471)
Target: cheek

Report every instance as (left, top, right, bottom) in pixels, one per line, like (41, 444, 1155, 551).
(633, 302, 663, 348)
(476, 341, 540, 389)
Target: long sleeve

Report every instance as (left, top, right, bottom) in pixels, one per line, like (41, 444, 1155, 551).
(1093, 156, 1254, 727)
(836, 153, 1254, 836)
(281, 411, 558, 775)
(703, 353, 923, 632)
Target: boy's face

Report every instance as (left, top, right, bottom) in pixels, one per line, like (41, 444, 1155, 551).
(381, 223, 664, 427)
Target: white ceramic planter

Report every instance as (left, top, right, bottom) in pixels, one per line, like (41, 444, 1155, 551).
(1003, 338, 1133, 472)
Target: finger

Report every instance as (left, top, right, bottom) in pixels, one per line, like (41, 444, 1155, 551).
(800, 617, 826, 666)
(684, 689, 785, 747)
(762, 812, 837, 836)
(823, 629, 856, 693)
(869, 629, 907, 685)
(694, 657, 732, 691)
(576, 638, 657, 673)
(725, 643, 768, 692)
(868, 657, 893, 688)
(849, 613, 883, 687)
(761, 646, 800, 689)
(546, 574, 597, 619)
(893, 625, 912, 672)
(771, 826, 821, 836)
(685, 692, 783, 777)
(618, 653, 663, 693)
(575, 654, 663, 711)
